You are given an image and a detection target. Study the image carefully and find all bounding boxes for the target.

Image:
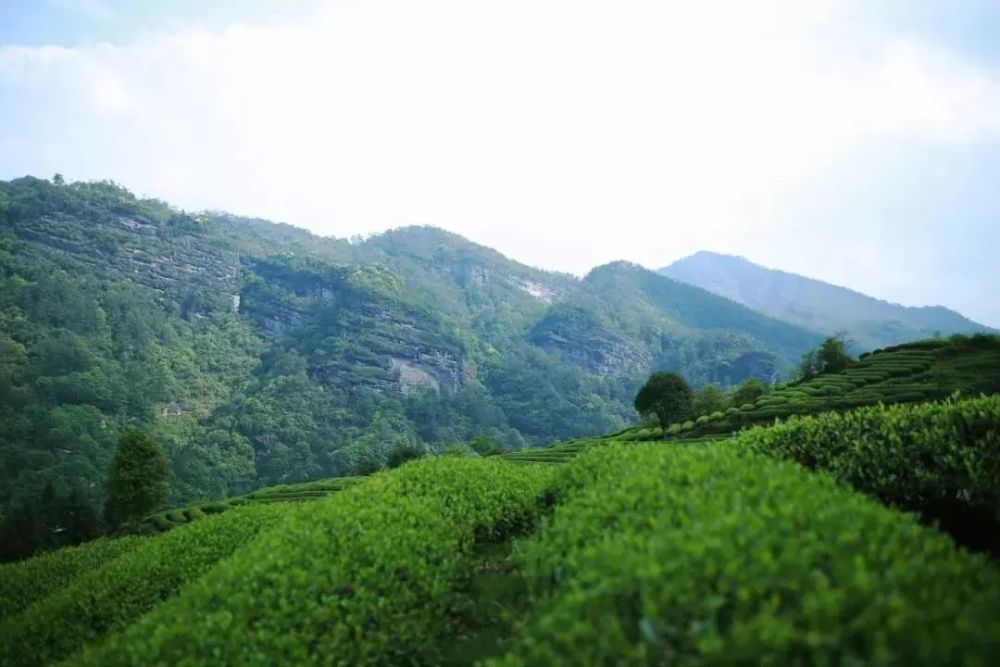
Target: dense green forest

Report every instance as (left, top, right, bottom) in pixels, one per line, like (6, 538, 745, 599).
(0, 175, 825, 556)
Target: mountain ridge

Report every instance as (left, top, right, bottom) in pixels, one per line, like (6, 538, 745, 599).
(0, 175, 817, 528)
(661, 250, 992, 350)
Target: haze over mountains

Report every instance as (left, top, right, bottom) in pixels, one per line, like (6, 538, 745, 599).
(661, 251, 992, 351)
(0, 174, 990, 517)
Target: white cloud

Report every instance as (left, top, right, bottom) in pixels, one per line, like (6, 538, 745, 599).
(1, 1, 999, 323)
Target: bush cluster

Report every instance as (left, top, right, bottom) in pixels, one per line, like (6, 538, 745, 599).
(489, 442, 1000, 665)
(72, 457, 555, 666)
(0, 535, 145, 621)
(737, 395, 1000, 552)
(0, 504, 288, 666)
(140, 476, 361, 534)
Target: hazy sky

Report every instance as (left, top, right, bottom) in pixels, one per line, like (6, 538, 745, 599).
(1, 1, 998, 327)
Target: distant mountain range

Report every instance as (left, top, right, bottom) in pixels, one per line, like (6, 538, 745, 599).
(661, 251, 992, 351)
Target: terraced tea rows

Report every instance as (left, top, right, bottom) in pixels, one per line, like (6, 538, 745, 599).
(140, 476, 360, 534)
(625, 335, 1000, 440)
(489, 442, 1000, 665)
(3, 390, 998, 666)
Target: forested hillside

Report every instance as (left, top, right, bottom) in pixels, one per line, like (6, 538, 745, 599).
(661, 251, 993, 350)
(0, 175, 820, 544)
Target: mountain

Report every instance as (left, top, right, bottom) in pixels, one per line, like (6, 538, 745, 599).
(0, 176, 818, 539)
(661, 251, 992, 350)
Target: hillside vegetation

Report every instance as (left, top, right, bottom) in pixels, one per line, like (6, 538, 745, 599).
(0, 175, 821, 558)
(631, 334, 1000, 439)
(2, 390, 999, 665)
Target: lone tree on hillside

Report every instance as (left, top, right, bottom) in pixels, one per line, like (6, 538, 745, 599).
(800, 332, 855, 379)
(105, 430, 170, 527)
(730, 378, 770, 407)
(635, 372, 693, 433)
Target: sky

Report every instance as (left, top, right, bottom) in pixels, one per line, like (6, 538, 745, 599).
(1, 1, 999, 327)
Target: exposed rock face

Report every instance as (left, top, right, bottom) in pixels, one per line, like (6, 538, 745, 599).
(13, 213, 240, 299)
(530, 305, 649, 375)
(513, 277, 557, 303)
(241, 257, 465, 395)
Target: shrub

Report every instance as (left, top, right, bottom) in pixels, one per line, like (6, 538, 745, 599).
(737, 395, 1000, 554)
(200, 502, 228, 514)
(489, 442, 1000, 666)
(695, 415, 710, 425)
(73, 458, 555, 667)
(0, 504, 288, 666)
(0, 536, 144, 621)
(681, 420, 695, 430)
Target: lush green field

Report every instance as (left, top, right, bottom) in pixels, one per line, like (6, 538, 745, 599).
(2, 392, 999, 665)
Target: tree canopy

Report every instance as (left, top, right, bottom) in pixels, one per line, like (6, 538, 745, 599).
(634, 372, 693, 431)
(105, 430, 170, 527)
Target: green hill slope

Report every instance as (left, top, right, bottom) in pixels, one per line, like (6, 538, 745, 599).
(0, 175, 821, 556)
(3, 393, 998, 666)
(623, 334, 1000, 440)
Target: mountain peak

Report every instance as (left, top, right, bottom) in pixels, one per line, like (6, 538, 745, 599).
(661, 253, 992, 349)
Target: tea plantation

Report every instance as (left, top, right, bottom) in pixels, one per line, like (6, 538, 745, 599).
(627, 334, 1000, 440)
(1, 343, 999, 664)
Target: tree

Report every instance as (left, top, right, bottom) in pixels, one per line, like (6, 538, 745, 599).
(634, 372, 693, 433)
(730, 378, 769, 407)
(800, 333, 855, 379)
(692, 384, 727, 417)
(818, 332, 854, 374)
(469, 434, 501, 457)
(105, 430, 170, 527)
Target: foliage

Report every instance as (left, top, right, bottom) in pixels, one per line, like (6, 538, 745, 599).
(634, 372, 693, 431)
(0, 535, 144, 621)
(469, 434, 502, 456)
(72, 458, 554, 666)
(139, 476, 361, 535)
(738, 394, 1000, 554)
(800, 333, 854, 379)
(645, 335, 1000, 439)
(104, 430, 170, 527)
(490, 442, 1000, 665)
(0, 483, 99, 561)
(691, 383, 727, 416)
(729, 377, 769, 406)
(0, 504, 286, 666)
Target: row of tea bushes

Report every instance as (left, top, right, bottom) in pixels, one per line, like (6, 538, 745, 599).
(0, 535, 146, 621)
(70, 457, 555, 666)
(1, 504, 289, 666)
(140, 475, 361, 534)
(491, 442, 1000, 666)
(737, 394, 1000, 552)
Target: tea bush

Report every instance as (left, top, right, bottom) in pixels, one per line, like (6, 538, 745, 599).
(0, 535, 144, 621)
(736, 395, 1000, 527)
(0, 504, 288, 666)
(72, 457, 555, 666)
(490, 442, 1000, 666)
